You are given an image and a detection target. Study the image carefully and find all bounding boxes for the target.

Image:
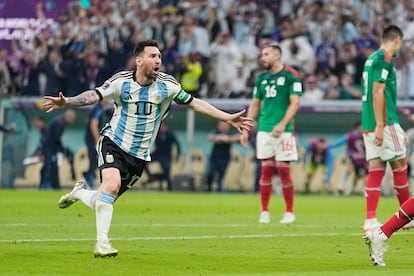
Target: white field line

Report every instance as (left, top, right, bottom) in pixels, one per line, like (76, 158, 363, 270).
(0, 232, 365, 243)
(2, 223, 412, 243)
(2, 223, 354, 228)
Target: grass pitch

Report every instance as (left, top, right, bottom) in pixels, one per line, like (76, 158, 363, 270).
(1, 189, 414, 275)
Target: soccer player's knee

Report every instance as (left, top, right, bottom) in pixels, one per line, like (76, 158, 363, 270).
(260, 164, 274, 184)
(277, 166, 292, 184)
(366, 167, 385, 188)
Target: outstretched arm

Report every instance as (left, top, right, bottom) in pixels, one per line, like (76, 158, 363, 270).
(42, 91, 101, 112)
(329, 134, 348, 149)
(186, 98, 253, 133)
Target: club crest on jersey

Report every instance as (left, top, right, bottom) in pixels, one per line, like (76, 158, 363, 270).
(105, 154, 114, 163)
(277, 77, 285, 85)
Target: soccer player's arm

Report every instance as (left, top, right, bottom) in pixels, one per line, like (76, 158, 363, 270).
(43, 72, 121, 112)
(277, 78, 302, 130)
(329, 134, 348, 149)
(325, 149, 334, 184)
(173, 84, 236, 122)
(372, 81, 385, 126)
(372, 61, 389, 144)
(302, 143, 311, 166)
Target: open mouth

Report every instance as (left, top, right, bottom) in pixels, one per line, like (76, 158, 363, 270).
(153, 66, 160, 73)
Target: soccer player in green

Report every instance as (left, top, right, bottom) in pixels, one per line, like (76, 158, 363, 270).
(362, 25, 413, 266)
(240, 43, 302, 224)
(360, 25, 411, 234)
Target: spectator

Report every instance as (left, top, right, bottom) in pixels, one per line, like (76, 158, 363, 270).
(302, 74, 325, 102)
(279, 16, 316, 74)
(178, 52, 203, 98)
(161, 37, 180, 76)
(40, 109, 76, 190)
(257, 7, 275, 39)
(355, 22, 378, 60)
(329, 121, 368, 195)
(0, 48, 18, 96)
(338, 72, 361, 99)
(83, 52, 108, 89)
(151, 122, 181, 191)
(5, 0, 413, 101)
(210, 31, 242, 97)
(38, 48, 65, 96)
(307, 2, 333, 49)
(405, 46, 414, 100)
(403, 7, 414, 41)
(11, 43, 41, 97)
(324, 73, 341, 99)
(0, 123, 16, 133)
(314, 28, 337, 74)
(303, 137, 335, 194)
(339, 13, 359, 45)
(177, 15, 198, 58)
(230, 61, 250, 98)
(84, 100, 109, 188)
(31, 116, 46, 158)
(247, 122, 261, 193)
(232, 11, 258, 54)
(206, 121, 240, 192)
(354, 22, 379, 84)
(333, 42, 359, 84)
(105, 37, 130, 74)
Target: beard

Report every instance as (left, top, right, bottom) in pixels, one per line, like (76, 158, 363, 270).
(263, 64, 271, 70)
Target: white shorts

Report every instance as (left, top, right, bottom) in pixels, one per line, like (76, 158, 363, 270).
(363, 124, 406, 161)
(256, 131, 298, 161)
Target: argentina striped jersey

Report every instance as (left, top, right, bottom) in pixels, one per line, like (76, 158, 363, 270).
(96, 71, 193, 161)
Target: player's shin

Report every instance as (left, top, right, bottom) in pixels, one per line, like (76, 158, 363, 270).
(95, 192, 116, 242)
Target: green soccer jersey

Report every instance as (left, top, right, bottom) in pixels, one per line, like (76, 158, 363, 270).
(361, 49, 399, 131)
(253, 66, 302, 132)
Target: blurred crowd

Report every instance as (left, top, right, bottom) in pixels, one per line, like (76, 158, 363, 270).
(2, 0, 414, 100)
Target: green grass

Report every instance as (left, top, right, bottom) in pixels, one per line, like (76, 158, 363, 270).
(1, 190, 414, 275)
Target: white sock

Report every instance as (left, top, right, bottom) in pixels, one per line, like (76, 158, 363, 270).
(74, 189, 96, 209)
(95, 192, 116, 242)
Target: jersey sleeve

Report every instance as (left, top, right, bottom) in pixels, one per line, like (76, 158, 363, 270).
(156, 72, 192, 105)
(372, 57, 391, 84)
(253, 74, 264, 99)
(290, 76, 303, 96)
(173, 88, 193, 105)
(95, 73, 124, 100)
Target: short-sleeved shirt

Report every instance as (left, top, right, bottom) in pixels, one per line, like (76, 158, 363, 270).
(253, 65, 302, 133)
(361, 49, 399, 131)
(96, 70, 192, 161)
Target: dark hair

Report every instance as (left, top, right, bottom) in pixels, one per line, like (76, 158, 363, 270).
(133, 39, 159, 56)
(382, 25, 403, 42)
(33, 116, 45, 121)
(263, 42, 282, 55)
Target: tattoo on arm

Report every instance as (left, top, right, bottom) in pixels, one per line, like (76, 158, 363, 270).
(66, 90, 99, 106)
